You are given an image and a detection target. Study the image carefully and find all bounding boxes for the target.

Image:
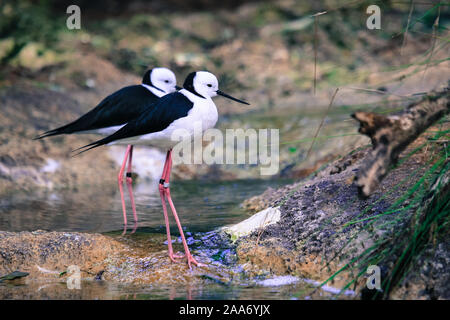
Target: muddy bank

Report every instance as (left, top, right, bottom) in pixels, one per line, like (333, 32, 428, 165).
(0, 85, 119, 194)
(236, 130, 450, 299)
(0, 228, 360, 300)
(0, 230, 235, 288)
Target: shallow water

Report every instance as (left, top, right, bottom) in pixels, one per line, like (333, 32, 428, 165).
(1, 178, 335, 300)
(0, 179, 287, 233)
(1, 277, 345, 300)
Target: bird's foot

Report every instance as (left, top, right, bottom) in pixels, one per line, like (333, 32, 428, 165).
(168, 251, 185, 263)
(130, 221, 138, 234)
(186, 253, 206, 269)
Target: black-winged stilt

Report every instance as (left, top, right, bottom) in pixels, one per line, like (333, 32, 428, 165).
(74, 71, 249, 268)
(35, 67, 179, 233)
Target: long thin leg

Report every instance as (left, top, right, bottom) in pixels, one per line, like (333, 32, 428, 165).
(118, 145, 132, 231)
(159, 151, 183, 261)
(165, 189, 204, 269)
(125, 146, 138, 233)
(163, 150, 205, 269)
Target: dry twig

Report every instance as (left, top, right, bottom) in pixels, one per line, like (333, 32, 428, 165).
(352, 87, 449, 198)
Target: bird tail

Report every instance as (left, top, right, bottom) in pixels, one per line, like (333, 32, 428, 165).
(71, 120, 129, 156)
(71, 135, 115, 157)
(33, 123, 74, 140)
(71, 141, 104, 157)
(33, 129, 63, 140)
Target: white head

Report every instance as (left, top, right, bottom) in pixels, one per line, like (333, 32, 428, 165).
(183, 71, 249, 104)
(190, 71, 219, 98)
(142, 67, 177, 94)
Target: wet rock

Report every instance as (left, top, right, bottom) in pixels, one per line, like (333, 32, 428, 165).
(0, 230, 239, 290)
(235, 134, 450, 299)
(0, 155, 16, 167)
(0, 231, 121, 279)
(391, 239, 450, 300)
(0, 271, 29, 282)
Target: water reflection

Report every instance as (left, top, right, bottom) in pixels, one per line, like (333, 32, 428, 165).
(0, 179, 289, 235)
(0, 279, 337, 300)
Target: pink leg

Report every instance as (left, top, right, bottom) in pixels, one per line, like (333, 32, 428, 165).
(118, 145, 132, 232)
(125, 146, 138, 233)
(159, 151, 184, 262)
(162, 150, 205, 269)
(187, 285, 193, 300)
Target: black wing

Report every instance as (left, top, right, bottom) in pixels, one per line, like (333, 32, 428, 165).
(73, 92, 194, 154)
(35, 85, 160, 139)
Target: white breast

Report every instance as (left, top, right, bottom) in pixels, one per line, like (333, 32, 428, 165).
(110, 90, 218, 150)
(176, 89, 219, 132)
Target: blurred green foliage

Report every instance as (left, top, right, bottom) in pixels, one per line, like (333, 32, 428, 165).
(0, 0, 63, 63)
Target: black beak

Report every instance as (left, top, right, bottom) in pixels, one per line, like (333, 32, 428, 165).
(175, 85, 183, 90)
(217, 90, 250, 105)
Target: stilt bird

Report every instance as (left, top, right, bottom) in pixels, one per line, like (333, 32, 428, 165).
(35, 68, 179, 232)
(73, 71, 249, 268)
